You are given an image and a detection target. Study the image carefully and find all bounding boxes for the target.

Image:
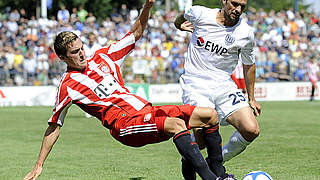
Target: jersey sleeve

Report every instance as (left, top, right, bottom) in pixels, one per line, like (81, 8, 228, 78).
(184, 6, 204, 26)
(95, 32, 135, 66)
(48, 78, 72, 127)
(240, 28, 255, 65)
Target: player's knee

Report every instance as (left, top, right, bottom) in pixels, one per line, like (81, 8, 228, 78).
(190, 107, 218, 128)
(244, 124, 260, 141)
(205, 107, 218, 126)
(164, 118, 188, 136)
(253, 126, 260, 138)
(172, 118, 188, 133)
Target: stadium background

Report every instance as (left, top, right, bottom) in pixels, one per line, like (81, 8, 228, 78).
(0, 0, 320, 179)
(0, 0, 319, 88)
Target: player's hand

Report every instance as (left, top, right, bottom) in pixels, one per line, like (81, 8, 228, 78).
(249, 99, 261, 117)
(23, 165, 42, 180)
(145, 0, 155, 8)
(181, 21, 194, 33)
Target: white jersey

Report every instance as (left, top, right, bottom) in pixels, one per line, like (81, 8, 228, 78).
(182, 6, 255, 84)
(180, 6, 254, 124)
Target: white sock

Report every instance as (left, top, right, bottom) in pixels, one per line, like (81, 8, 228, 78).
(222, 130, 250, 162)
(85, 112, 92, 118)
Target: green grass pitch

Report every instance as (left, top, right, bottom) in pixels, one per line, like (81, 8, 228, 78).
(1, 101, 320, 179)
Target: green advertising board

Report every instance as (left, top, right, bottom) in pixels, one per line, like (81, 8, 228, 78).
(125, 83, 149, 101)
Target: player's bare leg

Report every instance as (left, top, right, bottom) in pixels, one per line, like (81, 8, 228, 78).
(223, 106, 260, 162)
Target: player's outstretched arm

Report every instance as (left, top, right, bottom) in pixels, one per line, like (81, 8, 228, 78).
(243, 64, 261, 116)
(130, 0, 155, 41)
(23, 124, 61, 180)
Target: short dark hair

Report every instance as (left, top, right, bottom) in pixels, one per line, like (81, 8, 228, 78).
(54, 31, 79, 57)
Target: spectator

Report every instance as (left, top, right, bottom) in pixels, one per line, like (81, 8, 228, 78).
(0, 5, 319, 86)
(23, 50, 37, 85)
(13, 48, 24, 70)
(110, 9, 123, 25)
(119, 4, 129, 22)
(0, 50, 8, 85)
(7, 17, 18, 33)
(70, 7, 78, 23)
(77, 5, 88, 23)
(86, 12, 96, 24)
(9, 9, 20, 22)
(263, 61, 278, 82)
(129, 6, 139, 22)
(57, 5, 70, 23)
(83, 32, 101, 57)
(4, 46, 15, 82)
(267, 47, 279, 72)
(293, 63, 306, 81)
(36, 47, 49, 73)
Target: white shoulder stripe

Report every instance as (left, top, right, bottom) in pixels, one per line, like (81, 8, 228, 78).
(56, 73, 68, 104)
(55, 95, 70, 113)
(108, 34, 135, 54)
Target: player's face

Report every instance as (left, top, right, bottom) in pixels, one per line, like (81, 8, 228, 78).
(62, 38, 87, 71)
(223, 0, 247, 23)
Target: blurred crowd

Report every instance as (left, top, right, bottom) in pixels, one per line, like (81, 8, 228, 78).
(0, 5, 319, 86)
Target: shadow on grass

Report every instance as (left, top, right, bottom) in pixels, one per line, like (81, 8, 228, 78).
(129, 177, 146, 180)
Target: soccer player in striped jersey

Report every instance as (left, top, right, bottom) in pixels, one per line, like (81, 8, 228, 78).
(23, 1, 223, 180)
(174, 0, 261, 179)
(306, 55, 319, 101)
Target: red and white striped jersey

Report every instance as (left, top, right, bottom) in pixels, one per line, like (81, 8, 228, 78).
(232, 60, 244, 79)
(48, 32, 150, 128)
(307, 61, 319, 82)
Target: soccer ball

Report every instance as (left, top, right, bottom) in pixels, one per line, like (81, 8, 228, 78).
(243, 171, 273, 180)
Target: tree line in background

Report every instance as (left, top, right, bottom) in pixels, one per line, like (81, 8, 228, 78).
(0, 0, 309, 21)
(193, 0, 308, 12)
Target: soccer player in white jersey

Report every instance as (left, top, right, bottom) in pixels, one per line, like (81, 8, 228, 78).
(23, 1, 226, 180)
(174, 0, 261, 179)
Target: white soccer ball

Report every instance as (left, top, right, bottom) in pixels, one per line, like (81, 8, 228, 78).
(243, 171, 273, 180)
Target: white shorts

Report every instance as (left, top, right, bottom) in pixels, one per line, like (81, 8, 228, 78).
(180, 76, 249, 126)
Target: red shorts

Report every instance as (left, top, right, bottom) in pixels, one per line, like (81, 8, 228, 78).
(231, 74, 246, 90)
(309, 76, 318, 86)
(110, 104, 196, 147)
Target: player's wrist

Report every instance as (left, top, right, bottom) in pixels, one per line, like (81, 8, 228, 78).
(248, 97, 256, 102)
(35, 161, 44, 167)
